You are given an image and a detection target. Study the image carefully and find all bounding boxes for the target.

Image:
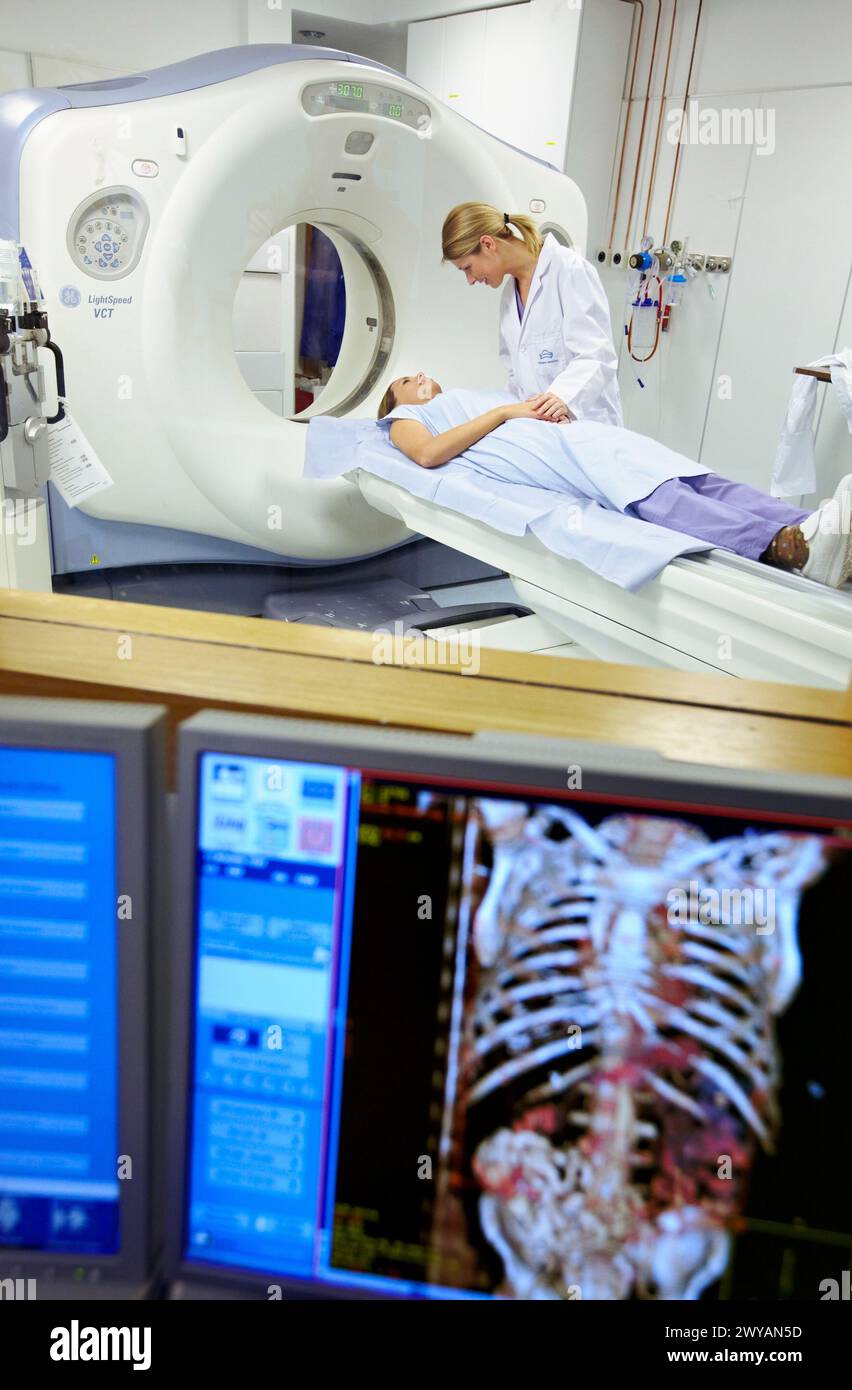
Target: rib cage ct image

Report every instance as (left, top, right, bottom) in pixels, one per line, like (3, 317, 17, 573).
(435, 804, 829, 1299)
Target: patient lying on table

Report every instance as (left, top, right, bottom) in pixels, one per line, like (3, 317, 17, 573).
(375, 373, 852, 590)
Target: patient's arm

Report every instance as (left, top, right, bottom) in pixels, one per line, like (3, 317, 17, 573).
(390, 400, 543, 469)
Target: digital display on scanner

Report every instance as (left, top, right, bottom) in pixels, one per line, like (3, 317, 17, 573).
(301, 80, 430, 132)
(183, 752, 851, 1299)
(0, 747, 120, 1256)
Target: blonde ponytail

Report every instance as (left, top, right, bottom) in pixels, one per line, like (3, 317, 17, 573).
(377, 382, 397, 418)
(441, 202, 543, 262)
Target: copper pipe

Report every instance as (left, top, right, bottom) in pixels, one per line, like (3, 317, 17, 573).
(643, 0, 677, 239)
(608, 1, 644, 251)
(663, 0, 703, 247)
(624, 0, 662, 254)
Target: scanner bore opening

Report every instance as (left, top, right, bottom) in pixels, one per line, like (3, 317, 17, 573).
(232, 219, 395, 422)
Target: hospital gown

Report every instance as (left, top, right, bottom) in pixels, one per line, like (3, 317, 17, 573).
(304, 390, 783, 591)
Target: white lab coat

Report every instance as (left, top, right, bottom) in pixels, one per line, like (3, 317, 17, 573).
(499, 234, 623, 426)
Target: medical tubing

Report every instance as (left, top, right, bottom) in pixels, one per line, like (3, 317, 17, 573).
(609, 1, 644, 250)
(627, 275, 663, 361)
(624, 0, 662, 255)
(643, 0, 678, 239)
(663, 0, 703, 246)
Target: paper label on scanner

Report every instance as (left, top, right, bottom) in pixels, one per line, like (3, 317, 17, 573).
(48, 412, 114, 508)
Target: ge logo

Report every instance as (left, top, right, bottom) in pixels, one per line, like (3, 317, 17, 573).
(59, 285, 81, 308)
(538, 348, 555, 362)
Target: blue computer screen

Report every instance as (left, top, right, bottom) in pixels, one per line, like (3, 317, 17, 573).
(0, 745, 120, 1256)
(185, 752, 852, 1300)
(186, 752, 356, 1279)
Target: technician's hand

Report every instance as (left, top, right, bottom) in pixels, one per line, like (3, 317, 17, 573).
(527, 392, 575, 422)
(503, 400, 563, 422)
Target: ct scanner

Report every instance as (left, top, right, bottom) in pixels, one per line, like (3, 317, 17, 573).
(1, 43, 851, 688)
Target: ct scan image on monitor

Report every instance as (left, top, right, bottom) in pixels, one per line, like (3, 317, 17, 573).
(169, 714, 852, 1302)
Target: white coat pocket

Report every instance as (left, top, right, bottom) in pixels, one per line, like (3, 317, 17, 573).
(525, 330, 566, 388)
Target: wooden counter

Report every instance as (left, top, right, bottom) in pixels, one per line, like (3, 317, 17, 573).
(0, 589, 849, 783)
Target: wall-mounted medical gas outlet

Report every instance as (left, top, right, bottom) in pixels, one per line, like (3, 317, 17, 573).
(621, 245, 732, 275)
(628, 248, 674, 271)
(595, 248, 625, 266)
(65, 186, 150, 282)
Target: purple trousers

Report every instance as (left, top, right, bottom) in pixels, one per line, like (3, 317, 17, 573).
(631, 473, 810, 561)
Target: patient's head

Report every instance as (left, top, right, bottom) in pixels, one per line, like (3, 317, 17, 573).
(378, 372, 442, 417)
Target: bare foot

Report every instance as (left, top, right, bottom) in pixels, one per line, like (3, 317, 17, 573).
(760, 523, 808, 570)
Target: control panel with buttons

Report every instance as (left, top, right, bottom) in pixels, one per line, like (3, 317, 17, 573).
(66, 185, 150, 281)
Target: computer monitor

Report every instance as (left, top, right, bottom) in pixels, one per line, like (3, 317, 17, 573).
(168, 712, 852, 1301)
(0, 696, 167, 1301)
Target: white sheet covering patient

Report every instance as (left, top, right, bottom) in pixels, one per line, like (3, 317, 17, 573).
(305, 376, 851, 592)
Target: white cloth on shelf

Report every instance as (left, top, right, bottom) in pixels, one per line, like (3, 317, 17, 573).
(772, 349, 852, 497)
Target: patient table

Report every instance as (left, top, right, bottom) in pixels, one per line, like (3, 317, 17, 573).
(358, 473, 852, 688)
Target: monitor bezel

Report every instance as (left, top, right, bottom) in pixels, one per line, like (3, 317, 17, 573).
(0, 696, 167, 1292)
(166, 710, 852, 1300)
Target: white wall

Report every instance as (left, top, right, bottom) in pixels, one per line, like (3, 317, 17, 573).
(407, 0, 582, 169)
(0, 0, 246, 76)
(0, 47, 30, 93)
(568, 0, 852, 501)
(561, 0, 631, 254)
(292, 9, 408, 70)
(289, 1, 523, 22)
